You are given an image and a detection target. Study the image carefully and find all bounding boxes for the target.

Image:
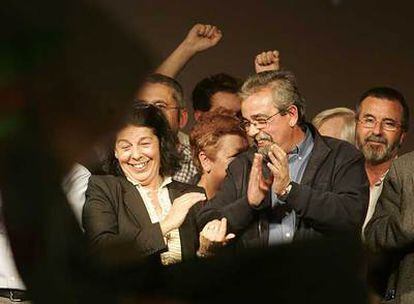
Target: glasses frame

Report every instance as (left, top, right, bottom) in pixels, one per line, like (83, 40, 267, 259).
(152, 101, 182, 112)
(133, 99, 183, 112)
(357, 116, 402, 132)
(240, 110, 282, 131)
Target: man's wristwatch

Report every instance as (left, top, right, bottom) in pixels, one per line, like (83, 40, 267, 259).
(278, 182, 292, 200)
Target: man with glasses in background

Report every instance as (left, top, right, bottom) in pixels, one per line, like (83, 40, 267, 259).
(355, 87, 410, 304)
(136, 73, 198, 183)
(356, 87, 409, 233)
(197, 70, 369, 251)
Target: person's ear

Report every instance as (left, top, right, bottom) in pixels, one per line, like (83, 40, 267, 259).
(114, 150, 119, 159)
(399, 131, 407, 146)
(287, 105, 299, 127)
(179, 108, 188, 129)
(194, 110, 203, 121)
(199, 151, 212, 174)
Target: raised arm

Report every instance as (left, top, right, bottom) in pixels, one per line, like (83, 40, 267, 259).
(155, 24, 222, 77)
(254, 50, 280, 73)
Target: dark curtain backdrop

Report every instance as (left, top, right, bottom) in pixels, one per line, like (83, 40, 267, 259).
(96, 0, 414, 153)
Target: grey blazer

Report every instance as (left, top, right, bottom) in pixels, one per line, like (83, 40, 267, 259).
(365, 151, 414, 304)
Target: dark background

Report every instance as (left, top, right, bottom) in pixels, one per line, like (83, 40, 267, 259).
(97, 0, 413, 153)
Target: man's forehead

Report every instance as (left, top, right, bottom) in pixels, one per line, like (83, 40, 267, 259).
(210, 91, 241, 112)
(138, 82, 176, 104)
(241, 90, 276, 118)
(360, 97, 403, 118)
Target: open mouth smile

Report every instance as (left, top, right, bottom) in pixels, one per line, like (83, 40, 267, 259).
(129, 160, 150, 170)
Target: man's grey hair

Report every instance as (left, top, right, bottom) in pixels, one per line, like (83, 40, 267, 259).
(239, 70, 306, 125)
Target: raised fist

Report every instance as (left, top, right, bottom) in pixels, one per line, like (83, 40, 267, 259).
(255, 50, 280, 73)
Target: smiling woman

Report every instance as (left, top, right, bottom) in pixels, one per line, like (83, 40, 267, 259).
(105, 102, 181, 181)
(115, 125, 162, 188)
(83, 103, 230, 266)
(190, 108, 249, 199)
(83, 103, 198, 265)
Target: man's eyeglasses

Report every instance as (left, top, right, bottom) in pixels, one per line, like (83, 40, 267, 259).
(240, 111, 282, 131)
(358, 116, 402, 132)
(152, 101, 182, 111)
(134, 100, 182, 111)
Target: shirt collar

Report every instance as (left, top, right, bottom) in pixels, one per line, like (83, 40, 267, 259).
(127, 176, 173, 189)
(289, 126, 313, 159)
(374, 170, 388, 187)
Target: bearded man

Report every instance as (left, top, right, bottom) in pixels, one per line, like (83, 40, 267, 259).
(355, 87, 409, 233)
(355, 87, 410, 304)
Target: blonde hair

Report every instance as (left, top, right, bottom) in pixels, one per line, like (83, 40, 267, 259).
(312, 107, 356, 144)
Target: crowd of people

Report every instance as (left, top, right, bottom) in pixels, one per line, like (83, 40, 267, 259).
(1, 19, 412, 304)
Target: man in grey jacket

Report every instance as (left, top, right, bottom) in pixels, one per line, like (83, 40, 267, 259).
(365, 151, 414, 304)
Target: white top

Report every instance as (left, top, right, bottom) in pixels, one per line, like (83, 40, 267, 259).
(130, 177, 182, 265)
(62, 163, 91, 227)
(0, 191, 26, 290)
(362, 174, 387, 237)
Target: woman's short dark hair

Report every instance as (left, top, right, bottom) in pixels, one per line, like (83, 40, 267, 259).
(103, 102, 181, 177)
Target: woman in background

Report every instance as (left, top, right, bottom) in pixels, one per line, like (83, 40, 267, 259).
(312, 107, 356, 145)
(190, 108, 249, 199)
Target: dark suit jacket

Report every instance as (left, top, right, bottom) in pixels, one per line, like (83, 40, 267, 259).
(197, 125, 369, 250)
(83, 175, 205, 264)
(365, 151, 414, 304)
